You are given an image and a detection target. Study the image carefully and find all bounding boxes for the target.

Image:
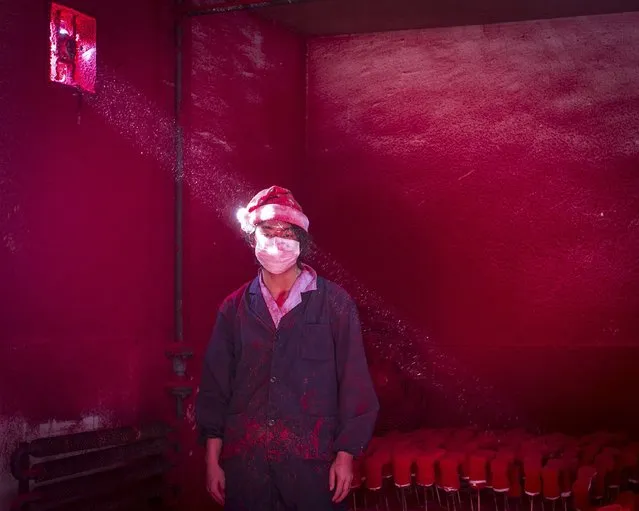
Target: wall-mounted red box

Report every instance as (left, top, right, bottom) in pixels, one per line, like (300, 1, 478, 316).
(49, 3, 96, 93)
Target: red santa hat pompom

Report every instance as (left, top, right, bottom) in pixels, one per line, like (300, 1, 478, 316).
(237, 185, 310, 234)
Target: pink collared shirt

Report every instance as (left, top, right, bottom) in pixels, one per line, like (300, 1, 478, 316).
(259, 264, 318, 328)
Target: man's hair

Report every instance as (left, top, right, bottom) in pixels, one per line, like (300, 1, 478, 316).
(245, 225, 313, 264)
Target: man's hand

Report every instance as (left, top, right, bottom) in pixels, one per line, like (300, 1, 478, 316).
(329, 451, 353, 503)
(206, 461, 226, 506)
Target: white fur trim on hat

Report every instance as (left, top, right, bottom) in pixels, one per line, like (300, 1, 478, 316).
(236, 207, 253, 233)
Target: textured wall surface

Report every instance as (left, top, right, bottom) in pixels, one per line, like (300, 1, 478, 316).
(0, 0, 175, 504)
(304, 12, 639, 433)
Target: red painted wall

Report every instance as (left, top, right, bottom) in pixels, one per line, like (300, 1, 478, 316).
(0, 0, 175, 501)
(304, 13, 639, 434)
(179, 11, 306, 509)
(3, 2, 638, 506)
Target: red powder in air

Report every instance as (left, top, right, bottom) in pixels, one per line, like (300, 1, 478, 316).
(222, 418, 265, 459)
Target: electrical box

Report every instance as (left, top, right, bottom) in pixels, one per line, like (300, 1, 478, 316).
(49, 3, 96, 93)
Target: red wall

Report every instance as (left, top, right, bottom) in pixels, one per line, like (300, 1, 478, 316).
(3, 2, 638, 507)
(179, 11, 306, 509)
(304, 13, 639, 434)
(0, 0, 175, 500)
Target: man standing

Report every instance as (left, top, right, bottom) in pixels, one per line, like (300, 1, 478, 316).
(195, 186, 379, 510)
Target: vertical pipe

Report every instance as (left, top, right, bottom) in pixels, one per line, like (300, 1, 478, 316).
(174, 0, 184, 344)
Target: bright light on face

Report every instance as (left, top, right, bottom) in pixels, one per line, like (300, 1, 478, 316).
(261, 220, 290, 230)
(256, 220, 296, 241)
(59, 28, 69, 35)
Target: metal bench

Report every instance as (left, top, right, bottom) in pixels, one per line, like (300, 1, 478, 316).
(10, 422, 176, 511)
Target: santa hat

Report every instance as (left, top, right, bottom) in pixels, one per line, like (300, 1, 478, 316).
(236, 185, 310, 234)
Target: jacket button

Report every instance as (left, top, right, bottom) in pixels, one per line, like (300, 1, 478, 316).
(270, 376, 277, 383)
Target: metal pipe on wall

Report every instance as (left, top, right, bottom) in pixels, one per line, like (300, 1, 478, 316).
(167, 0, 195, 420)
(174, 0, 185, 344)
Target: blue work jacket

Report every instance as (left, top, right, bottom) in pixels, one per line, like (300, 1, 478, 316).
(195, 275, 379, 462)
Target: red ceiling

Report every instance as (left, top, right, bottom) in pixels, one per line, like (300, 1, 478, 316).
(189, 0, 639, 35)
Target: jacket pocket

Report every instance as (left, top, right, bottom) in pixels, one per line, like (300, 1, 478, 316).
(300, 323, 334, 360)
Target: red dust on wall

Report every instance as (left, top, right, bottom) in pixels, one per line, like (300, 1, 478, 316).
(303, 13, 639, 433)
(0, 0, 175, 503)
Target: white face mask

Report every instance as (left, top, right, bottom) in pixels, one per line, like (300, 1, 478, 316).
(254, 230, 300, 275)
